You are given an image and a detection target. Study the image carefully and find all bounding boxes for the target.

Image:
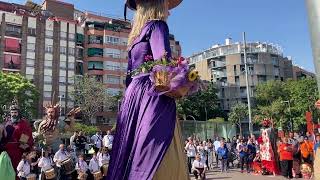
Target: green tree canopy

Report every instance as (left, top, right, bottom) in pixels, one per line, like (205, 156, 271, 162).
(177, 83, 225, 121)
(253, 78, 318, 131)
(71, 75, 112, 124)
(228, 103, 248, 136)
(0, 72, 39, 121)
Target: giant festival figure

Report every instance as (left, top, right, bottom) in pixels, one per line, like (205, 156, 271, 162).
(106, 0, 190, 180)
(0, 99, 33, 178)
(35, 103, 79, 152)
(259, 118, 279, 176)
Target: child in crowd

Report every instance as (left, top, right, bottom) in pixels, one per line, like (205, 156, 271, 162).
(17, 153, 31, 180)
(76, 154, 88, 180)
(252, 150, 262, 175)
(38, 149, 54, 180)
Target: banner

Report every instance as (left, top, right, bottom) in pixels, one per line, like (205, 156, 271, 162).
(306, 111, 314, 134)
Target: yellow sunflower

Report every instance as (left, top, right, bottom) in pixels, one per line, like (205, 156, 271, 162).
(188, 70, 199, 81)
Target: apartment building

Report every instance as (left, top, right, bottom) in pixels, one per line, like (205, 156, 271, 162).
(188, 38, 293, 111)
(0, 0, 181, 124)
(292, 65, 315, 80)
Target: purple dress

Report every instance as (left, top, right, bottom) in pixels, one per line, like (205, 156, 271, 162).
(106, 20, 176, 180)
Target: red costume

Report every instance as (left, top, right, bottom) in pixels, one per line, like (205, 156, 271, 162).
(4, 117, 33, 170)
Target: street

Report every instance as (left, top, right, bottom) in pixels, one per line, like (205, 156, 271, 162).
(190, 168, 287, 180)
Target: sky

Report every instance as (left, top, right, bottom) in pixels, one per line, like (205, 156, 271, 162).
(9, 0, 315, 72)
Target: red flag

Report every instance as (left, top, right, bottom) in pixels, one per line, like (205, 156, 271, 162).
(306, 111, 314, 135)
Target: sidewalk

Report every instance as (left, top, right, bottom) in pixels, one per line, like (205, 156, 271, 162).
(190, 168, 286, 180)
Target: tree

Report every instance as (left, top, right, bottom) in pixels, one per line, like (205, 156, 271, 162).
(228, 103, 248, 136)
(0, 72, 39, 121)
(177, 83, 225, 121)
(254, 78, 318, 131)
(72, 75, 112, 124)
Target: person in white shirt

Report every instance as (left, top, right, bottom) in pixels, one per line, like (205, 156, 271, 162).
(185, 137, 197, 174)
(38, 150, 54, 180)
(89, 152, 100, 173)
(17, 153, 31, 180)
(103, 130, 114, 150)
(53, 144, 70, 180)
(97, 147, 110, 167)
(70, 131, 78, 150)
(192, 154, 207, 180)
(76, 154, 88, 179)
(213, 137, 221, 166)
(91, 131, 103, 153)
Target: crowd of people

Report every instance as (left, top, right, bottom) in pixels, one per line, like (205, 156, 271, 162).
(12, 130, 114, 180)
(184, 130, 319, 180)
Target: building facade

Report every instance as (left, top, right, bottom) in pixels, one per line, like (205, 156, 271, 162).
(292, 65, 315, 80)
(188, 38, 293, 111)
(0, 0, 181, 125)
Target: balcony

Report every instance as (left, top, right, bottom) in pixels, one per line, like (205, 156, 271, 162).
(75, 62, 84, 75)
(88, 61, 104, 75)
(87, 48, 104, 57)
(76, 33, 84, 46)
(5, 25, 22, 38)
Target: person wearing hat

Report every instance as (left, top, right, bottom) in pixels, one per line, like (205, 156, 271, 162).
(2, 99, 33, 174)
(106, 0, 187, 180)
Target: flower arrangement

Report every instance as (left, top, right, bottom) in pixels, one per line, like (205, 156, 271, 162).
(261, 118, 272, 128)
(130, 53, 202, 98)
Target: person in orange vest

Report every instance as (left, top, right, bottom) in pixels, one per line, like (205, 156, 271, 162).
(300, 136, 314, 164)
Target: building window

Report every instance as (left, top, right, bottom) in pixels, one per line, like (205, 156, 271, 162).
(76, 62, 84, 75)
(106, 88, 121, 96)
(45, 45, 53, 53)
(44, 75, 52, 83)
(60, 31, 67, 40)
(5, 24, 21, 38)
(105, 36, 120, 45)
(69, 33, 75, 41)
(5, 38, 20, 53)
(68, 47, 75, 56)
(28, 28, 36, 36)
(88, 61, 103, 70)
(76, 33, 84, 45)
(44, 60, 52, 67)
(27, 43, 35, 52)
(45, 30, 53, 38)
(104, 48, 121, 59)
(4, 54, 21, 70)
(60, 46, 67, 55)
(26, 58, 35, 66)
(87, 48, 103, 57)
(88, 35, 103, 44)
(106, 75, 120, 84)
(68, 62, 75, 69)
(76, 48, 83, 59)
(105, 61, 120, 71)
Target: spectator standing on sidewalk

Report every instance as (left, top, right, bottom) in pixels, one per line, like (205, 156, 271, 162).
(217, 140, 228, 173)
(213, 137, 221, 167)
(185, 137, 197, 174)
(237, 139, 248, 173)
(91, 131, 103, 153)
(278, 137, 294, 179)
(103, 130, 114, 151)
(70, 131, 78, 151)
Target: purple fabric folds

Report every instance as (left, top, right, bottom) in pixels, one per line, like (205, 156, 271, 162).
(106, 20, 176, 180)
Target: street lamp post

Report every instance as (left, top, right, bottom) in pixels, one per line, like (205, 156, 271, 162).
(58, 95, 64, 116)
(204, 106, 208, 140)
(283, 100, 293, 131)
(243, 32, 253, 135)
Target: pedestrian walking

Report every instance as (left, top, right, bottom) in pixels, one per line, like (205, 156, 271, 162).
(217, 140, 228, 173)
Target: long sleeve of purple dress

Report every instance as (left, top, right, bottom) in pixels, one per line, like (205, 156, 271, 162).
(107, 20, 176, 180)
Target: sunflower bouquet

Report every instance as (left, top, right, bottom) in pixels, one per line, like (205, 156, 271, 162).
(131, 53, 203, 98)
